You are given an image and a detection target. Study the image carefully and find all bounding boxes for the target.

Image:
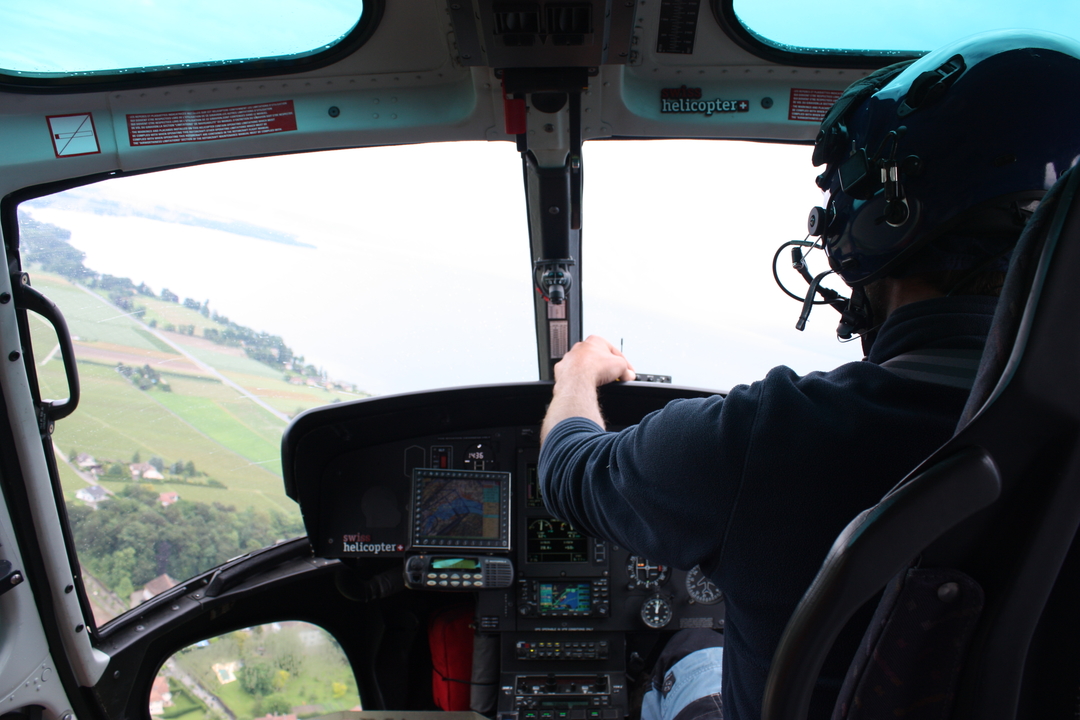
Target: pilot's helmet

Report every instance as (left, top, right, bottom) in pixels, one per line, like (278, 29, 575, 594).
(811, 30, 1080, 288)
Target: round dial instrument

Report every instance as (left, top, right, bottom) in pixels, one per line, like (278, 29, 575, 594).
(640, 594, 673, 629)
(684, 565, 724, 605)
(627, 556, 670, 589)
(529, 518, 554, 534)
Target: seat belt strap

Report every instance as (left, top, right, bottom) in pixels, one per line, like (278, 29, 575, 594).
(878, 348, 983, 390)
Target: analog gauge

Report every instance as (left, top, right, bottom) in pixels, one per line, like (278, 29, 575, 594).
(640, 594, 673, 629)
(529, 518, 554, 535)
(627, 556, 670, 589)
(685, 565, 724, 605)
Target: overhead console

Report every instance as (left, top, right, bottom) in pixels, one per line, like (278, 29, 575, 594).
(283, 382, 725, 718)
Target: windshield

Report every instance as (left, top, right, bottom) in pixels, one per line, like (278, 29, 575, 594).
(0, 0, 364, 76)
(20, 139, 858, 629)
(731, 0, 1080, 54)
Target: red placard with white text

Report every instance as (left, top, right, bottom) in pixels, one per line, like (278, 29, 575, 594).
(127, 101, 297, 146)
(789, 89, 843, 123)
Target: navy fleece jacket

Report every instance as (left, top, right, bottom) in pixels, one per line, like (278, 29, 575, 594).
(539, 295, 998, 720)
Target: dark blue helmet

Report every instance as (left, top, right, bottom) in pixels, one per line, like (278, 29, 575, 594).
(811, 30, 1080, 287)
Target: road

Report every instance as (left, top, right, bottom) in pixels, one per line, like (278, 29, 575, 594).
(163, 658, 237, 720)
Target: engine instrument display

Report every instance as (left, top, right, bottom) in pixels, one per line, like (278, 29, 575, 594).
(410, 468, 511, 551)
(527, 518, 588, 563)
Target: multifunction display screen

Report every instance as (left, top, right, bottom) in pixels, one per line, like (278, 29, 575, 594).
(538, 582, 592, 614)
(410, 468, 511, 551)
(527, 518, 588, 563)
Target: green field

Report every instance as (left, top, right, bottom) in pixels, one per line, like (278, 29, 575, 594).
(25, 268, 368, 525)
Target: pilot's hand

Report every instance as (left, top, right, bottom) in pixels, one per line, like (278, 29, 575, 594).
(542, 336, 634, 441)
(554, 335, 636, 388)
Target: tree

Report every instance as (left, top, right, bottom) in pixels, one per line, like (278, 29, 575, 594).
(66, 488, 304, 596)
(239, 661, 274, 696)
(263, 695, 291, 715)
(331, 681, 347, 699)
(114, 575, 134, 602)
(149, 456, 164, 472)
(132, 450, 141, 464)
(184, 461, 196, 477)
(18, 213, 93, 280)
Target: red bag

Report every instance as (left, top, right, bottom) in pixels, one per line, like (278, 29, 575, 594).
(428, 604, 475, 710)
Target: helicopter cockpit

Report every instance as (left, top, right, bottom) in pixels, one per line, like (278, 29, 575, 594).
(1, 3, 1080, 720)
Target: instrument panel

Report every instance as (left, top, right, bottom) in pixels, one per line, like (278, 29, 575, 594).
(283, 382, 725, 717)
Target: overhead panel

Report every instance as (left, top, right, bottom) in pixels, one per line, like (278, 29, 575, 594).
(448, 0, 636, 68)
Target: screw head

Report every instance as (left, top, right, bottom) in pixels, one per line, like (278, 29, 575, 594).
(328, 106, 340, 118)
(8, 351, 19, 362)
(0, 293, 10, 304)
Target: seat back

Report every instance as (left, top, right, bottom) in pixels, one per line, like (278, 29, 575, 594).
(762, 164, 1080, 720)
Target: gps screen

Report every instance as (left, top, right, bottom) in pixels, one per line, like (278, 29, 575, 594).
(410, 468, 511, 551)
(538, 582, 592, 614)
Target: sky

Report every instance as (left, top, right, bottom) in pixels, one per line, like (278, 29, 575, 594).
(0, 1, 362, 74)
(733, 0, 1080, 53)
(25, 140, 866, 397)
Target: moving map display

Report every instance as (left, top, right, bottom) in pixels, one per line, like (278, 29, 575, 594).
(538, 582, 592, 614)
(410, 468, 511, 550)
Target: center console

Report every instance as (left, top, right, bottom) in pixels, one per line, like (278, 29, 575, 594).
(283, 382, 726, 718)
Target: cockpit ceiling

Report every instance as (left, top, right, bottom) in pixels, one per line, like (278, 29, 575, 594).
(4, 0, 1080, 92)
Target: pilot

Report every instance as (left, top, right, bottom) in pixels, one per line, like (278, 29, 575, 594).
(538, 31, 1080, 720)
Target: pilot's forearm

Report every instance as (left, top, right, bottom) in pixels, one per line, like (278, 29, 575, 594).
(540, 336, 635, 443)
(541, 376, 606, 443)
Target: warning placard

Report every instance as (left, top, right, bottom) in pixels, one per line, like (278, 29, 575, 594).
(127, 101, 298, 147)
(789, 88, 843, 123)
(47, 113, 101, 158)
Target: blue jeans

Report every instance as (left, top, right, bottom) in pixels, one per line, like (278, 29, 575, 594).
(640, 630, 724, 720)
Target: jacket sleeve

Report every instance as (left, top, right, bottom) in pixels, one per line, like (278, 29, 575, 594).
(538, 389, 761, 572)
